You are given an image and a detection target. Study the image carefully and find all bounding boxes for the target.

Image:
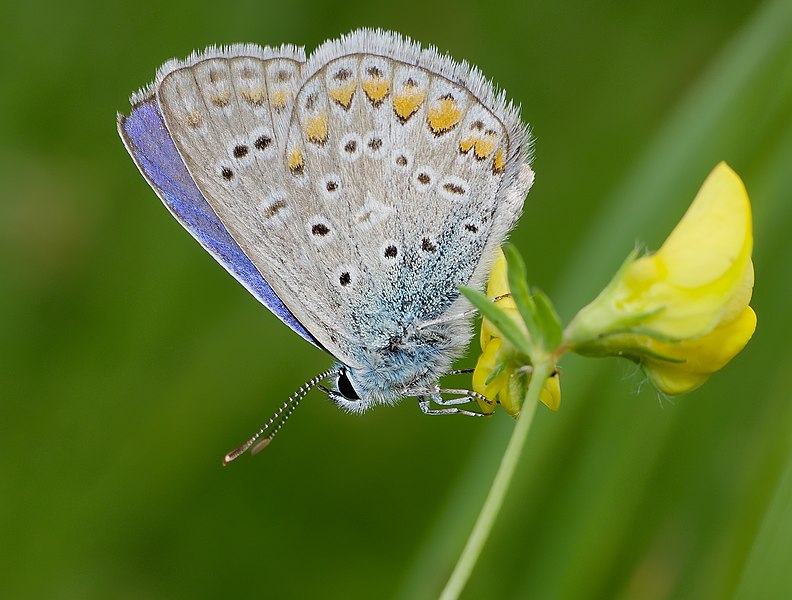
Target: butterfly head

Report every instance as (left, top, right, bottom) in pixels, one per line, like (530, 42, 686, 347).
(323, 367, 371, 414)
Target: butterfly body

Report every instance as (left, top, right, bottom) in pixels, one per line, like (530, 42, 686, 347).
(119, 30, 533, 416)
(328, 316, 470, 412)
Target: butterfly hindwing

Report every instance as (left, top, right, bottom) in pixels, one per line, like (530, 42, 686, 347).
(126, 30, 533, 368)
(278, 32, 533, 363)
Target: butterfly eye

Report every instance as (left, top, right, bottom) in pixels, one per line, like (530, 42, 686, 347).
(337, 369, 360, 400)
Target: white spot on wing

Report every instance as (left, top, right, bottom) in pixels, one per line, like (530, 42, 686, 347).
(258, 191, 290, 225)
(227, 139, 254, 167)
(438, 175, 469, 201)
(215, 161, 239, 190)
(318, 173, 343, 201)
(306, 216, 335, 245)
(390, 147, 413, 173)
(363, 131, 388, 159)
(338, 133, 362, 162)
(250, 127, 276, 159)
(334, 265, 359, 291)
(411, 166, 436, 192)
(380, 240, 399, 263)
(354, 193, 393, 230)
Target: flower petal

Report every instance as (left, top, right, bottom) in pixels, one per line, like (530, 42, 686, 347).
(481, 306, 522, 350)
(486, 248, 518, 303)
(540, 372, 561, 412)
(642, 305, 757, 395)
(720, 259, 754, 326)
(659, 162, 752, 288)
(480, 248, 521, 348)
(473, 337, 507, 413)
(633, 162, 754, 338)
(565, 163, 756, 396)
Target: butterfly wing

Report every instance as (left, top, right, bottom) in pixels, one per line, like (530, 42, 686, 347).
(131, 30, 533, 367)
(118, 71, 321, 348)
(279, 33, 534, 365)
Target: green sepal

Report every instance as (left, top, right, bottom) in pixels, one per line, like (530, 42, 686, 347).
(484, 361, 508, 386)
(600, 247, 642, 296)
(459, 286, 532, 356)
(503, 246, 543, 349)
(532, 289, 563, 350)
(573, 337, 687, 364)
(507, 368, 528, 416)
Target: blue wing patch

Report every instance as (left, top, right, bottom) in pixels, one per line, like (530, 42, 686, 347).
(118, 98, 322, 349)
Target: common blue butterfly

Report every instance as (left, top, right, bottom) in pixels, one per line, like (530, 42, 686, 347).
(118, 29, 534, 462)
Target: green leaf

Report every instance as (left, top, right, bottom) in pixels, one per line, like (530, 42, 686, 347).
(532, 289, 563, 350)
(459, 286, 531, 356)
(503, 245, 543, 349)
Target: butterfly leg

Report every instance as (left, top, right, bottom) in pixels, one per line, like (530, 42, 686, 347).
(418, 294, 512, 330)
(418, 396, 487, 417)
(417, 388, 493, 416)
(446, 368, 474, 375)
(418, 309, 477, 329)
(435, 388, 492, 406)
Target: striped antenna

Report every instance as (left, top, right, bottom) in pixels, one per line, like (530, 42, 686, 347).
(222, 368, 339, 465)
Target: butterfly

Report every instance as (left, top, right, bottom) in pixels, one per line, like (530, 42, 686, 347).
(117, 29, 534, 462)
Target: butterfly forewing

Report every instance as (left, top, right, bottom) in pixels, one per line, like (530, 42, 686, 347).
(155, 54, 341, 356)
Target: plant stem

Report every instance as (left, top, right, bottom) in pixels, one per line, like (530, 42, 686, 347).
(439, 363, 552, 600)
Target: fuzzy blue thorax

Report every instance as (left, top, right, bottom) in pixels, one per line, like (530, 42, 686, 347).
(331, 317, 473, 412)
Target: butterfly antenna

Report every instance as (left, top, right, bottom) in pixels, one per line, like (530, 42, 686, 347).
(222, 368, 339, 466)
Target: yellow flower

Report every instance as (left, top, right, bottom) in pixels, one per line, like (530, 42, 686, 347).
(640, 304, 756, 394)
(479, 247, 520, 349)
(472, 249, 560, 415)
(565, 162, 756, 395)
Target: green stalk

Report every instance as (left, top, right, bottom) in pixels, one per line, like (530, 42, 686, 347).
(439, 363, 553, 600)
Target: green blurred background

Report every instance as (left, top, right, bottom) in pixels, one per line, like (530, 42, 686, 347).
(2, 0, 791, 597)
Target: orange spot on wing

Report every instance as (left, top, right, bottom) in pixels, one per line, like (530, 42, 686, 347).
(427, 97, 462, 134)
(363, 77, 390, 105)
(240, 87, 267, 107)
(288, 148, 304, 173)
(270, 88, 289, 110)
(330, 82, 356, 108)
(393, 88, 426, 121)
(304, 112, 329, 144)
(459, 136, 476, 154)
(209, 90, 230, 107)
(492, 149, 506, 174)
(184, 111, 202, 128)
(474, 135, 497, 160)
